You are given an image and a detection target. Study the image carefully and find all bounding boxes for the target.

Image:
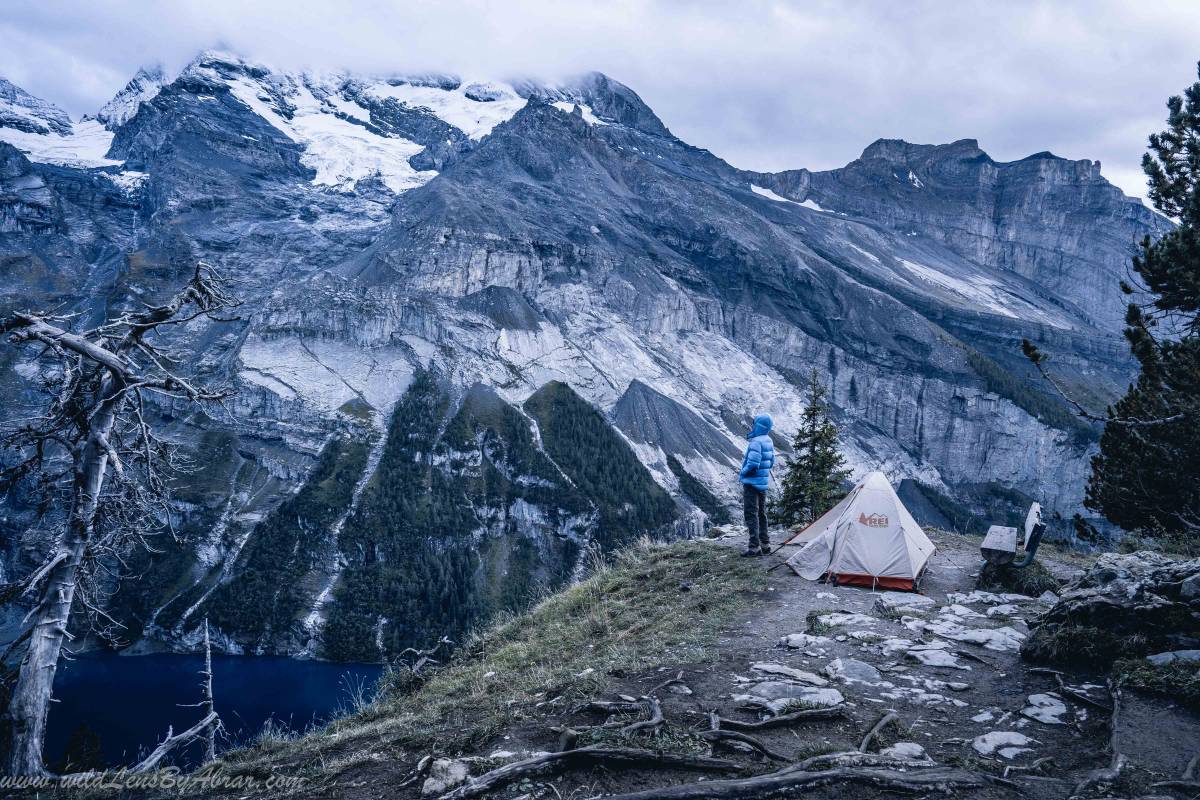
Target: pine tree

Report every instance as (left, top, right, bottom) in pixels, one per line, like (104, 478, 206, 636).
(1082, 64, 1200, 546)
(778, 369, 851, 527)
(1023, 65, 1200, 547)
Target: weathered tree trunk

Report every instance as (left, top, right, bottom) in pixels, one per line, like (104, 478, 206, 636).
(202, 619, 216, 763)
(4, 374, 122, 776)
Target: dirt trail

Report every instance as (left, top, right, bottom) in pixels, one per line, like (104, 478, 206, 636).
(440, 529, 1196, 799)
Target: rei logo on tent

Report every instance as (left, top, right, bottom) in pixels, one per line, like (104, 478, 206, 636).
(858, 512, 889, 527)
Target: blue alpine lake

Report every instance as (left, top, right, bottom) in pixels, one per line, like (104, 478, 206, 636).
(45, 652, 384, 769)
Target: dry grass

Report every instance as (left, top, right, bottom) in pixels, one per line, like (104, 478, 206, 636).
(217, 538, 761, 780)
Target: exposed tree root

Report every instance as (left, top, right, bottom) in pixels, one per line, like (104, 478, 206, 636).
(572, 700, 645, 716)
(438, 746, 741, 800)
(714, 705, 845, 731)
(594, 765, 992, 799)
(621, 696, 664, 736)
(1070, 682, 1126, 799)
(645, 670, 688, 696)
(1003, 755, 1055, 779)
(782, 751, 938, 772)
(702, 713, 788, 762)
(858, 711, 898, 753)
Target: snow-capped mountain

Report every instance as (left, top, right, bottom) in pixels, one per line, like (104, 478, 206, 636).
(0, 51, 1169, 658)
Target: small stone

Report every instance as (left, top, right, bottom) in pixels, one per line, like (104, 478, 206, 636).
(822, 657, 882, 684)
(751, 662, 830, 686)
(667, 683, 693, 695)
(880, 742, 927, 760)
(678, 581, 692, 592)
(906, 646, 970, 671)
(985, 604, 1021, 617)
(745, 681, 845, 707)
(1146, 649, 1200, 665)
(1021, 693, 1067, 725)
(422, 758, 470, 795)
(971, 731, 1033, 757)
(1037, 590, 1059, 605)
(874, 592, 936, 616)
(779, 633, 831, 649)
(818, 612, 878, 628)
(575, 667, 595, 678)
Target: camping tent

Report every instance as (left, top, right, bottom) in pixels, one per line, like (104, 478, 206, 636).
(785, 471, 935, 590)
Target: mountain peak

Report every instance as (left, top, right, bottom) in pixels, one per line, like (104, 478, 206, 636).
(0, 77, 73, 136)
(94, 65, 167, 130)
(859, 137, 986, 164)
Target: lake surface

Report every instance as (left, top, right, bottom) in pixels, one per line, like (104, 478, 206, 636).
(46, 653, 383, 769)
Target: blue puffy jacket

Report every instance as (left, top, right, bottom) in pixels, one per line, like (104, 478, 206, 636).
(739, 414, 775, 491)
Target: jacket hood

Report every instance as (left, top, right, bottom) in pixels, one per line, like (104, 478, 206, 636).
(747, 414, 773, 439)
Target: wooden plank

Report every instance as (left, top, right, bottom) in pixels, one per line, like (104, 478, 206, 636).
(980, 525, 1017, 565)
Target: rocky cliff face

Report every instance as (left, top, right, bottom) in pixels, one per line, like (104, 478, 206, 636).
(0, 52, 1167, 658)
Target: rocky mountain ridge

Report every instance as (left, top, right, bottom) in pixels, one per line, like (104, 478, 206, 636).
(0, 51, 1170, 658)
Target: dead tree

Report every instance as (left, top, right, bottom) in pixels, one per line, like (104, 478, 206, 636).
(0, 262, 237, 776)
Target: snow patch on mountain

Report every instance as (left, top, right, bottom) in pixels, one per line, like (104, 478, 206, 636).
(551, 101, 607, 126)
(363, 79, 527, 140)
(225, 75, 435, 194)
(0, 118, 121, 169)
(751, 183, 830, 213)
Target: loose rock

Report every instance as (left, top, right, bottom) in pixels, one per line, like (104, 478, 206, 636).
(1021, 693, 1068, 725)
(972, 731, 1034, 758)
(751, 662, 829, 686)
(422, 758, 471, 796)
(823, 657, 883, 684)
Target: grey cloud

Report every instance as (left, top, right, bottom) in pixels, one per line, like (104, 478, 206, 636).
(1, 0, 1198, 199)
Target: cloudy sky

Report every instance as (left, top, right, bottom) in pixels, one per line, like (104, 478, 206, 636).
(3, 0, 1199, 199)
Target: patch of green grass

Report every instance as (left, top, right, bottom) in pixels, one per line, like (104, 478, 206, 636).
(1114, 657, 1200, 709)
(220, 539, 760, 774)
(977, 560, 1062, 597)
(1022, 624, 1149, 668)
(577, 723, 708, 756)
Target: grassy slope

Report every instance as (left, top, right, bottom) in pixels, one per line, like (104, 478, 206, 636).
(217, 539, 761, 790)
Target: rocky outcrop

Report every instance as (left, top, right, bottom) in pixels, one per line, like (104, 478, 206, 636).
(1023, 552, 1200, 666)
(751, 138, 1172, 331)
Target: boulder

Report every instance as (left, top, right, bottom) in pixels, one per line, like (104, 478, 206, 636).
(1023, 552, 1200, 667)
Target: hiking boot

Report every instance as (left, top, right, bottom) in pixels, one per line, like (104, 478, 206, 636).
(740, 547, 762, 557)
(759, 540, 771, 552)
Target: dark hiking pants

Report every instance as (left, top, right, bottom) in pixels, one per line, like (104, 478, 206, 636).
(743, 485, 769, 550)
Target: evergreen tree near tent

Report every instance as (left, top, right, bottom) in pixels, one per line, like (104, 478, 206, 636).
(777, 369, 851, 527)
(1023, 63, 1200, 547)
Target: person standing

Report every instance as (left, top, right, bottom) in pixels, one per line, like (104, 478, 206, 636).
(739, 414, 775, 556)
